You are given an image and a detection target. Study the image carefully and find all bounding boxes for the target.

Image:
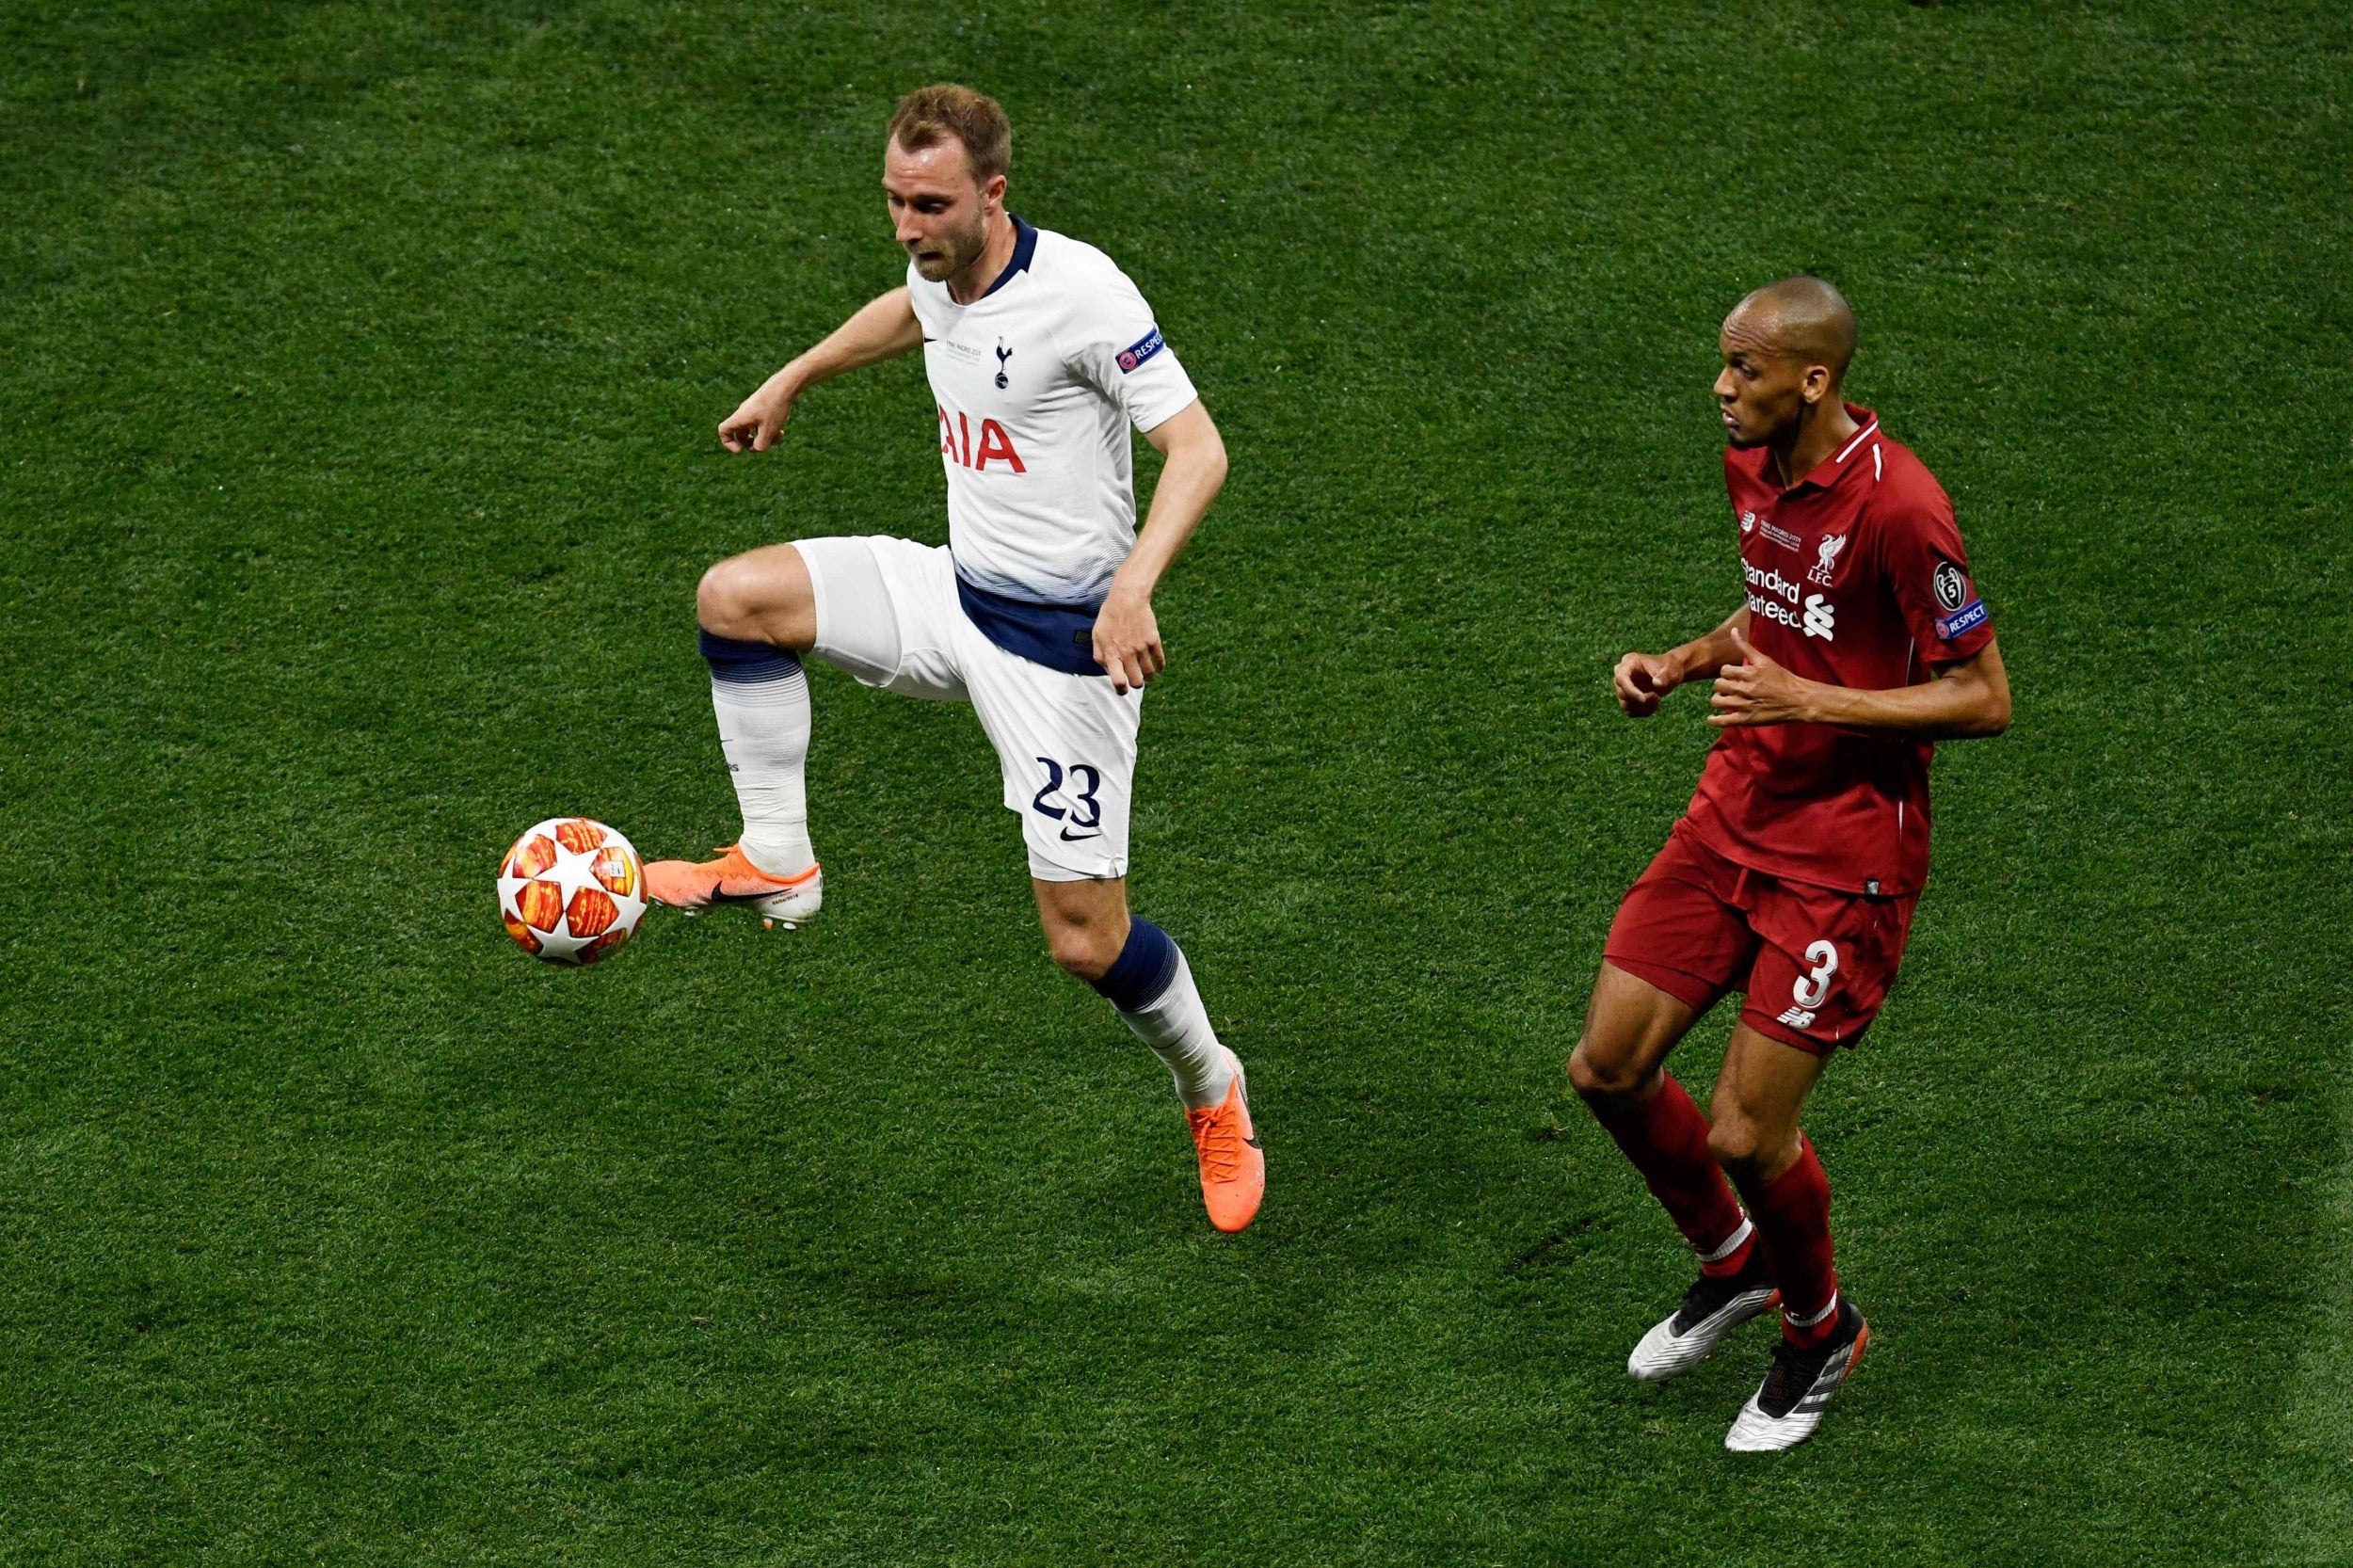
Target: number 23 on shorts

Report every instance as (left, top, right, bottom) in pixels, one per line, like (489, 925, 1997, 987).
(1031, 757, 1103, 840)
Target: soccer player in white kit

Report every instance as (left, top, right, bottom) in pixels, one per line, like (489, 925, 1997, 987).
(645, 85, 1262, 1232)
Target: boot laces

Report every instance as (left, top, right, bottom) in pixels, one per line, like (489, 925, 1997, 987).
(1192, 1102, 1244, 1183)
(1757, 1319, 1843, 1418)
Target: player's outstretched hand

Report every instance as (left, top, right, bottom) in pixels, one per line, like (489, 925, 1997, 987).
(1092, 591, 1164, 696)
(1708, 628, 1817, 727)
(718, 372, 797, 454)
(1614, 651, 1681, 717)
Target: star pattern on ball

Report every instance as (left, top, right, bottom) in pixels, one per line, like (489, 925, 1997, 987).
(497, 817, 647, 965)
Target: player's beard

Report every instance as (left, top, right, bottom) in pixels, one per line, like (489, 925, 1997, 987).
(907, 209, 988, 282)
(1722, 399, 1788, 450)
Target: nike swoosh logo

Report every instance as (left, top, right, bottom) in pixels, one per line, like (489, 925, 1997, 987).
(1058, 826, 1102, 842)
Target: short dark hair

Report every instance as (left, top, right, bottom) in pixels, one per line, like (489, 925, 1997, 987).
(1743, 275, 1859, 383)
(888, 84, 1011, 184)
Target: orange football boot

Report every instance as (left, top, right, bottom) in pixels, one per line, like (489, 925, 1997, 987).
(1186, 1074, 1265, 1233)
(644, 844, 823, 928)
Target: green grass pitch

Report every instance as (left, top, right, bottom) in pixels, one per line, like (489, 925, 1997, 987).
(4, 1, 2348, 1560)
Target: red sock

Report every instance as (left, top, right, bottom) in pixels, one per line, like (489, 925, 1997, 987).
(1737, 1135, 1839, 1345)
(1592, 1074, 1751, 1271)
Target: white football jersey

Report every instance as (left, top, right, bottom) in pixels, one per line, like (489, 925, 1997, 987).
(908, 218, 1199, 607)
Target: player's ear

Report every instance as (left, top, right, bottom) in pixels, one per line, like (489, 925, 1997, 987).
(1801, 362, 1832, 407)
(981, 171, 1007, 212)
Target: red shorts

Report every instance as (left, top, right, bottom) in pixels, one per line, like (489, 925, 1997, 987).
(1604, 821, 1918, 1055)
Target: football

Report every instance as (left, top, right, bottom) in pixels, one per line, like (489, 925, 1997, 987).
(496, 817, 648, 964)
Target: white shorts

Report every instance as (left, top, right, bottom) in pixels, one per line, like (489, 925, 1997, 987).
(798, 536, 1141, 882)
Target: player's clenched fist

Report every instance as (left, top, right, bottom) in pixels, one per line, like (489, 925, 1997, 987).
(1614, 650, 1682, 717)
(718, 372, 797, 454)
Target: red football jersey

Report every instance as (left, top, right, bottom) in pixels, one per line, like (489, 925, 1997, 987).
(1682, 406, 1995, 896)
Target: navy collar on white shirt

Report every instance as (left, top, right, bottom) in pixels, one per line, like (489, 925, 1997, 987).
(978, 215, 1038, 299)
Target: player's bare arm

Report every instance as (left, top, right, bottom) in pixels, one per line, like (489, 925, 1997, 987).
(717, 288, 923, 454)
(1091, 401, 1227, 695)
(1708, 626, 2010, 738)
(719, 121, 1017, 456)
(1614, 607, 1751, 717)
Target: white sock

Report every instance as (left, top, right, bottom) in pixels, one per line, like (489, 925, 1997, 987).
(705, 642, 814, 877)
(1118, 952, 1240, 1110)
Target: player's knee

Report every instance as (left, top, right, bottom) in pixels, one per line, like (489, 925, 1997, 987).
(1038, 900, 1122, 981)
(1706, 1117, 1769, 1176)
(696, 556, 756, 634)
(1046, 920, 1119, 982)
(1568, 1038, 1650, 1102)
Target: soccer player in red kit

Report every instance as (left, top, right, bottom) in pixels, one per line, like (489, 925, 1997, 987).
(1571, 277, 2011, 1451)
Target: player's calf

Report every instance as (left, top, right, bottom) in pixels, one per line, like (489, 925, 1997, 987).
(1570, 966, 1758, 1259)
(647, 616, 825, 925)
(1052, 890, 1261, 1233)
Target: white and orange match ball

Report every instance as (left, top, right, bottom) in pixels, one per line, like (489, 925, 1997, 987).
(496, 817, 647, 965)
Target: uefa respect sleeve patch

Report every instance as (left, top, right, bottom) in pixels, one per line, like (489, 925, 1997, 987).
(1935, 599, 1990, 640)
(1930, 557, 1990, 641)
(1115, 326, 1165, 373)
(1935, 600, 1990, 640)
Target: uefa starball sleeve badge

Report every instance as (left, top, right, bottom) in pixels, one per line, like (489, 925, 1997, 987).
(1931, 559, 1989, 641)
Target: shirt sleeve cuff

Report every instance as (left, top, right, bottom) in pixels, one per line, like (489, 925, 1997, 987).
(1127, 372, 1201, 434)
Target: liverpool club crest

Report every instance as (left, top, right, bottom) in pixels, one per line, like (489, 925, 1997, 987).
(1808, 533, 1848, 586)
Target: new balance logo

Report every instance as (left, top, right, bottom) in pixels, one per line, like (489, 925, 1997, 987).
(1777, 1006, 1817, 1029)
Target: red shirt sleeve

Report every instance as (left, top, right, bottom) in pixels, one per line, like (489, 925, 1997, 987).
(1874, 471, 1994, 667)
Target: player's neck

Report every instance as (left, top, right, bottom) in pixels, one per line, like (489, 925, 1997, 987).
(1770, 398, 1861, 488)
(947, 211, 1019, 305)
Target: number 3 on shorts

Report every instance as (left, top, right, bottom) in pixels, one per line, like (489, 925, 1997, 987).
(1792, 939, 1839, 1009)
(1031, 757, 1103, 829)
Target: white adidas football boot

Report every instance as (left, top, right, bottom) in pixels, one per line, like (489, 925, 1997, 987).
(1724, 1297, 1870, 1452)
(1627, 1250, 1780, 1383)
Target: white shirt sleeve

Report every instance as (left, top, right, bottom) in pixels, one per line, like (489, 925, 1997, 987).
(1064, 262, 1199, 434)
